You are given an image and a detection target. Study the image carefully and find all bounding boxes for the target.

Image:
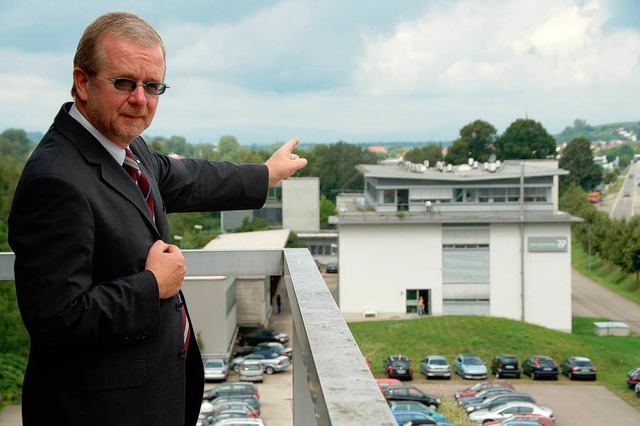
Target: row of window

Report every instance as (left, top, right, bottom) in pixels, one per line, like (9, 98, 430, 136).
(373, 186, 550, 205)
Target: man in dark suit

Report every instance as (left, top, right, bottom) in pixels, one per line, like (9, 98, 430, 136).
(8, 11, 306, 426)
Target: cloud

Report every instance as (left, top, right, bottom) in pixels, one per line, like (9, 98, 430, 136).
(350, 0, 640, 135)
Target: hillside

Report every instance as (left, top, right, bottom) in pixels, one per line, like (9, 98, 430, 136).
(555, 119, 640, 144)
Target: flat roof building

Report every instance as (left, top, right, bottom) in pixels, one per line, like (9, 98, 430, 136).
(336, 159, 580, 332)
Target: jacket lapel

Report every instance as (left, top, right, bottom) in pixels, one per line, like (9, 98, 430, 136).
(54, 104, 161, 237)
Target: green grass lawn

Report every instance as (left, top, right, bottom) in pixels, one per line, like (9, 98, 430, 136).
(349, 315, 640, 422)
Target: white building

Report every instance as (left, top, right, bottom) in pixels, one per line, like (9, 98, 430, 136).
(336, 159, 580, 332)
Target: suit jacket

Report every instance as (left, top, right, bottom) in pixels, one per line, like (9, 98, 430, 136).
(8, 103, 269, 426)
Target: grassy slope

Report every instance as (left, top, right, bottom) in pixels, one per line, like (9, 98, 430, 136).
(349, 315, 640, 418)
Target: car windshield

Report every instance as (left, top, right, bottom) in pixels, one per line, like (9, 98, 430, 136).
(465, 357, 483, 365)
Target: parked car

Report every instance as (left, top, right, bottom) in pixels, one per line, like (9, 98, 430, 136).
(238, 328, 289, 346)
(231, 350, 290, 374)
(383, 384, 441, 409)
(468, 401, 555, 425)
(255, 341, 293, 359)
(420, 355, 451, 379)
(454, 353, 488, 380)
(209, 400, 258, 418)
(209, 419, 265, 426)
(389, 401, 447, 422)
(392, 411, 454, 426)
(376, 378, 402, 394)
(491, 354, 521, 379)
(455, 380, 515, 400)
(522, 355, 558, 380)
(482, 413, 556, 426)
(626, 367, 640, 389)
(635, 382, 640, 397)
(203, 382, 260, 401)
(383, 354, 413, 380)
(325, 262, 339, 273)
(204, 358, 230, 382)
(238, 361, 264, 382)
(465, 392, 536, 414)
(560, 356, 597, 380)
(457, 387, 514, 407)
(206, 411, 254, 425)
(212, 394, 261, 416)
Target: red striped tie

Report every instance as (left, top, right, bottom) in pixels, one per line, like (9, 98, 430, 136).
(179, 294, 191, 353)
(123, 148, 155, 220)
(123, 149, 190, 354)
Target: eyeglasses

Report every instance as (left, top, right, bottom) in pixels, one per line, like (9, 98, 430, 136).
(95, 74, 169, 95)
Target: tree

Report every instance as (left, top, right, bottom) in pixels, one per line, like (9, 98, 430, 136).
(559, 137, 603, 193)
(403, 144, 443, 166)
(447, 120, 498, 164)
(622, 216, 640, 287)
(297, 141, 378, 201)
(319, 195, 336, 226)
(497, 119, 557, 160)
(217, 135, 241, 159)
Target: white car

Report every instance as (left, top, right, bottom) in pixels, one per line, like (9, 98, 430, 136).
(204, 358, 229, 382)
(468, 401, 555, 425)
(238, 360, 264, 382)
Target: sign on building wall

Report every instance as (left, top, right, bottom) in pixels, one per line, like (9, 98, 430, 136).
(527, 237, 568, 252)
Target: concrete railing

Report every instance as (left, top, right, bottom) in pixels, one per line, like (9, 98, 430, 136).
(0, 249, 396, 426)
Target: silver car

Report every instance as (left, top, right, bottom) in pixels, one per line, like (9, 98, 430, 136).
(238, 361, 264, 382)
(204, 358, 229, 382)
(242, 351, 290, 374)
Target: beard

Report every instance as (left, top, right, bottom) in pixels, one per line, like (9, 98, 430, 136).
(86, 99, 152, 145)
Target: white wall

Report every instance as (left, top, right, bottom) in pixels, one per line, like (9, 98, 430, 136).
(283, 178, 320, 232)
(339, 221, 573, 332)
(523, 224, 572, 332)
(338, 223, 442, 315)
(182, 276, 237, 357)
(490, 224, 525, 321)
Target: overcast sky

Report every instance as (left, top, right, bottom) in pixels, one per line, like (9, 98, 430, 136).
(0, 0, 638, 145)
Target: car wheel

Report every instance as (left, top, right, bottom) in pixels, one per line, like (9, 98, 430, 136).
(516, 373, 521, 379)
(234, 364, 240, 372)
(265, 366, 275, 375)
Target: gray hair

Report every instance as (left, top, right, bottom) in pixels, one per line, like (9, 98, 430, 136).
(71, 11, 166, 98)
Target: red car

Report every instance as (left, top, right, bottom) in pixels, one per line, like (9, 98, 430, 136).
(376, 378, 402, 394)
(454, 379, 514, 400)
(482, 413, 555, 425)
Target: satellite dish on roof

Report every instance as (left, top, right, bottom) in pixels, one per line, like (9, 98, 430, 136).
(489, 153, 497, 163)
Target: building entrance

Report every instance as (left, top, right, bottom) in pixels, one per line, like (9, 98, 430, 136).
(406, 289, 430, 315)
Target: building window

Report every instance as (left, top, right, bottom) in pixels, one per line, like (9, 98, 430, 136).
(383, 189, 395, 204)
(310, 245, 332, 255)
(524, 187, 548, 202)
(507, 188, 520, 202)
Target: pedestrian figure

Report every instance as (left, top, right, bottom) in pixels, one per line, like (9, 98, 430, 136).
(417, 296, 425, 316)
(276, 294, 282, 314)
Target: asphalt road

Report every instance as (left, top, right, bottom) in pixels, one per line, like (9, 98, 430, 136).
(572, 267, 640, 335)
